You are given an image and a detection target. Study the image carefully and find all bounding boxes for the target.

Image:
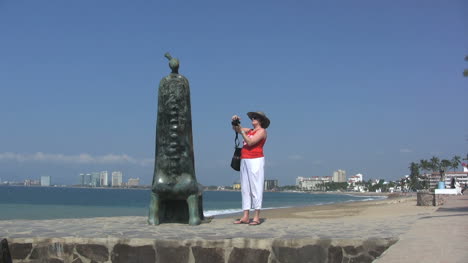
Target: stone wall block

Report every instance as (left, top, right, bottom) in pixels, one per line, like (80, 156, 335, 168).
(368, 245, 388, 258)
(9, 242, 32, 260)
(111, 244, 155, 263)
(72, 254, 83, 263)
(271, 245, 326, 263)
(327, 246, 343, 263)
(30, 246, 49, 260)
(349, 254, 373, 263)
(191, 246, 224, 263)
(343, 246, 363, 256)
(228, 247, 270, 263)
(48, 258, 64, 263)
(155, 245, 189, 263)
(75, 244, 109, 262)
(417, 192, 435, 206)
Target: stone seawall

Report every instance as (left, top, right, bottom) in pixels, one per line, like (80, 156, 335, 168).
(0, 198, 434, 263)
(4, 237, 397, 263)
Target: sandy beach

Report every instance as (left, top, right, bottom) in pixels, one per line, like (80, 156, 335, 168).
(226, 192, 426, 221)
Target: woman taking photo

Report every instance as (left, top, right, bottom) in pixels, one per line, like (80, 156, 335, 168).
(231, 111, 270, 226)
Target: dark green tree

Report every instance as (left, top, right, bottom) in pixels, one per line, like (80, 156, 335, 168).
(464, 56, 468, 77)
(419, 159, 430, 174)
(430, 156, 440, 172)
(451, 156, 461, 171)
(408, 162, 421, 191)
(322, 182, 348, 191)
(441, 159, 452, 172)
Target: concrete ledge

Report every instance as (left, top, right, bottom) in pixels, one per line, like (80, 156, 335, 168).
(4, 237, 398, 263)
(0, 197, 434, 262)
(417, 192, 461, 206)
(434, 189, 460, 195)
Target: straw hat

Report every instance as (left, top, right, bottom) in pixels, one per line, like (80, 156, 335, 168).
(247, 111, 270, 129)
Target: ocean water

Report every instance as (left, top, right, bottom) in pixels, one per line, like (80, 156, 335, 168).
(0, 186, 385, 220)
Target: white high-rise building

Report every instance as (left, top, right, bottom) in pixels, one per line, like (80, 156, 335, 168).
(100, 171, 108, 187)
(112, 171, 123, 187)
(41, 176, 51, 186)
(333, 170, 347, 182)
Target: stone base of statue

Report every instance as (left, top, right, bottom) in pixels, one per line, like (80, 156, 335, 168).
(148, 184, 206, 225)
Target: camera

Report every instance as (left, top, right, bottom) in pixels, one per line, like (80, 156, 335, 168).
(231, 118, 240, 126)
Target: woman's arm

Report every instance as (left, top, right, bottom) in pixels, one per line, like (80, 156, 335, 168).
(239, 128, 266, 146)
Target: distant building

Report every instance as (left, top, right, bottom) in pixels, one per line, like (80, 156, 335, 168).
(100, 171, 108, 187)
(264, 179, 278, 191)
(348, 173, 363, 184)
(296, 176, 331, 191)
(233, 182, 241, 190)
(333, 170, 346, 182)
(127, 178, 140, 187)
(80, 173, 92, 186)
(425, 172, 468, 189)
(24, 179, 40, 186)
(91, 172, 100, 187)
(40, 176, 51, 186)
(112, 171, 123, 187)
(80, 173, 85, 185)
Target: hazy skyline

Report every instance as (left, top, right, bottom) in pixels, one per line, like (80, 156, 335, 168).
(1, 0, 467, 186)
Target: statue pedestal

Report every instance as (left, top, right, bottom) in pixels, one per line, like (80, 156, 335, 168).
(438, 182, 445, 189)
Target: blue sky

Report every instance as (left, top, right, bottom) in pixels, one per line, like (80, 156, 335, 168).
(0, 0, 467, 186)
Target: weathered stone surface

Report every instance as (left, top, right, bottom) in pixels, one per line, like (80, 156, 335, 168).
(368, 245, 388, 258)
(30, 246, 48, 259)
(192, 246, 224, 263)
(0, 239, 12, 263)
(328, 246, 343, 263)
(111, 244, 155, 263)
(155, 245, 189, 263)
(29, 243, 74, 260)
(343, 245, 363, 256)
(417, 192, 435, 206)
(349, 254, 374, 263)
(272, 245, 326, 263)
(228, 248, 270, 263)
(72, 254, 83, 263)
(48, 258, 64, 263)
(75, 244, 109, 262)
(9, 242, 31, 260)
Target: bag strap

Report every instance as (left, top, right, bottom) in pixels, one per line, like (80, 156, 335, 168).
(234, 132, 240, 148)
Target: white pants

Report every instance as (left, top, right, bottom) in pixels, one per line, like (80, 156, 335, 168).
(240, 157, 265, 210)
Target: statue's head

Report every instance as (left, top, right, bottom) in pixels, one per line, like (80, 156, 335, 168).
(164, 52, 179, 74)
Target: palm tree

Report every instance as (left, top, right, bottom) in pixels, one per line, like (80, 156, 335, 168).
(419, 159, 430, 174)
(429, 156, 440, 172)
(408, 162, 420, 191)
(451, 156, 461, 171)
(441, 159, 451, 171)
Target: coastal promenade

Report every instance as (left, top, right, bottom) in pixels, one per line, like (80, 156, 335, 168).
(376, 194, 468, 263)
(0, 194, 466, 262)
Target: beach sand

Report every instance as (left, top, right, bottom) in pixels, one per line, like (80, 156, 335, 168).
(228, 193, 434, 221)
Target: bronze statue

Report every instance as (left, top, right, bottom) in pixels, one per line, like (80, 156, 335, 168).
(148, 53, 204, 225)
